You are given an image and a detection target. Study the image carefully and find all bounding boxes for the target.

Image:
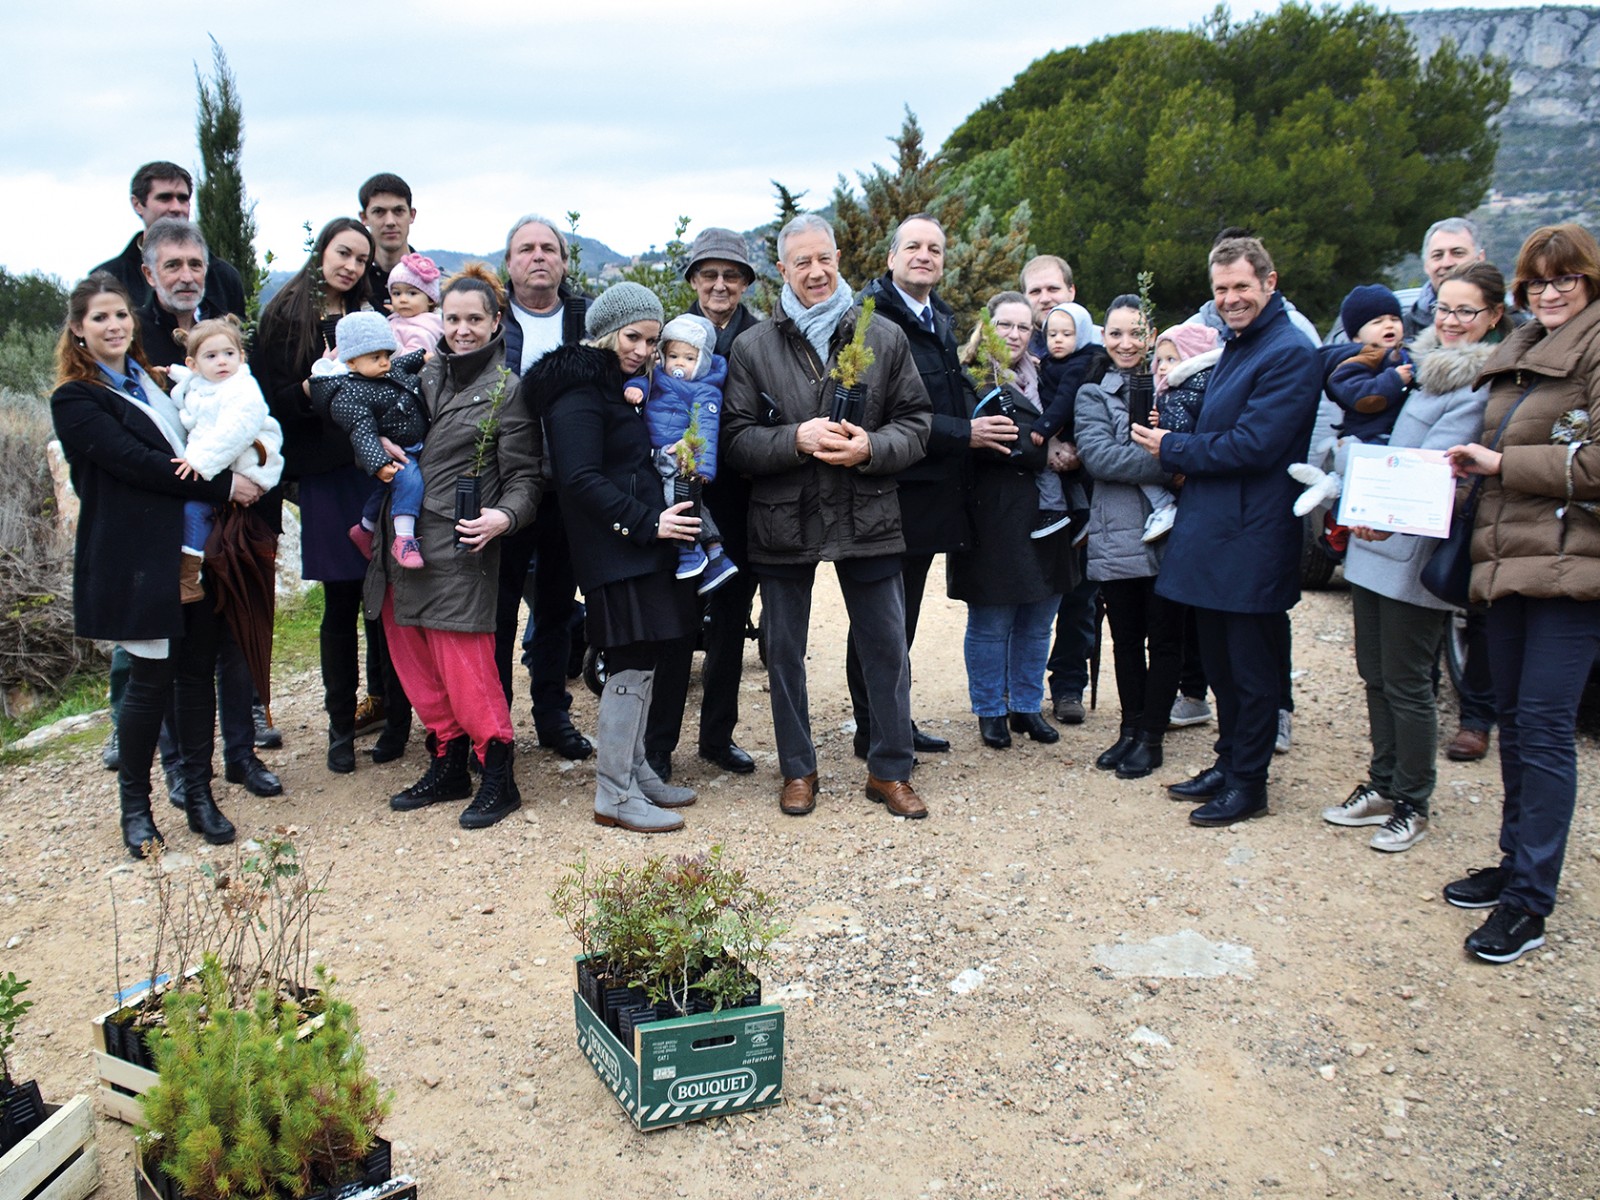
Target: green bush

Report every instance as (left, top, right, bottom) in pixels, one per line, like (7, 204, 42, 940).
(0, 327, 56, 397)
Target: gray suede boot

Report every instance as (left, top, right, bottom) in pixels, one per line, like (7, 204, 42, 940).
(632, 671, 697, 809)
(593, 670, 684, 833)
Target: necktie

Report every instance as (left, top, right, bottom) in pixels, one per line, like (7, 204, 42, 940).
(920, 307, 935, 333)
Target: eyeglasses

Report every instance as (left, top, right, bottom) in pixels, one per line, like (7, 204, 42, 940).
(994, 321, 1031, 334)
(694, 268, 747, 284)
(1525, 274, 1584, 296)
(1435, 304, 1488, 322)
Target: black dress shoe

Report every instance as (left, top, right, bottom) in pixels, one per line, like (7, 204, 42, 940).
(164, 766, 189, 811)
(225, 756, 283, 797)
(1167, 765, 1226, 801)
(699, 742, 756, 774)
(1008, 712, 1060, 744)
(1115, 732, 1163, 780)
(912, 724, 951, 753)
(1189, 785, 1269, 827)
(979, 716, 1012, 749)
(185, 786, 237, 845)
(121, 811, 164, 858)
(646, 750, 672, 783)
(1095, 728, 1138, 771)
(538, 721, 594, 761)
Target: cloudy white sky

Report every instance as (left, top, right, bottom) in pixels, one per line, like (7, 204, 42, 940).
(0, 0, 1560, 281)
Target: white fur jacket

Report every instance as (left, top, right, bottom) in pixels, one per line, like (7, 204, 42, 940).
(168, 363, 285, 489)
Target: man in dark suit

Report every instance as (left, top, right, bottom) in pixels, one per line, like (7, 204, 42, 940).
(92, 161, 245, 316)
(1132, 236, 1320, 826)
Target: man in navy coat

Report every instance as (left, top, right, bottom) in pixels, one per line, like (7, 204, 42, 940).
(1132, 236, 1321, 826)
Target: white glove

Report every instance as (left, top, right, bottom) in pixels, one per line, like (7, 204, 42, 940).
(1288, 463, 1341, 517)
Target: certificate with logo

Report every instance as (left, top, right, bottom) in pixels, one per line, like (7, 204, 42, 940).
(1336, 444, 1455, 538)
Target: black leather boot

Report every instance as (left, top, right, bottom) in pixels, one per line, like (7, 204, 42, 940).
(1095, 726, 1139, 771)
(327, 719, 356, 774)
(1116, 731, 1164, 779)
(185, 783, 237, 845)
(371, 705, 412, 764)
(460, 739, 522, 829)
(119, 781, 164, 859)
(1008, 711, 1061, 744)
(978, 715, 1012, 749)
(390, 734, 472, 811)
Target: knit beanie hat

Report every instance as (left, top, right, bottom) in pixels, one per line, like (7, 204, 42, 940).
(388, 252, 442, 305)
(1155, 322, 1220, 364)
(336, 311, 398, 362)
(1339, 284, 1401, 341)
(586, 282, 665, 340)
(660, 314, 717, 380)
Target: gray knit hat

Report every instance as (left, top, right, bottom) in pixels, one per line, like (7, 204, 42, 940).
(336, 311, 398, 362)
(683, 228, 755, 284)
(585, 282, 665, 340)
(661, 314, 717, 380)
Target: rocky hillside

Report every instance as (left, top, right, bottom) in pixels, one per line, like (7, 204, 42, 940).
(1401, 5, 1600, 268)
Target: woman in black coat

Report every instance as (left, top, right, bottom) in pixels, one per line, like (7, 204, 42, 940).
(253, 217, 406, 772)
(51, 274, 258, 856)
(525, 283, 700, 834)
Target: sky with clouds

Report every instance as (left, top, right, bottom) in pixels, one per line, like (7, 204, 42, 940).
(0, 0, 1559, 282)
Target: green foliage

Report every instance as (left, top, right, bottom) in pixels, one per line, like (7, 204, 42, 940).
(618, 215, 697, 318)
(0, 328, 57, 396)
(470, 367, 515, 476)
(565, 211, 587, 292)
(0, 972, 33, 1082)
(943, 2, 1510, 325)
(139, 957, 389, 1200)
(194, 38, 259, 311)
(964, 310, 1017, 394)
(552, 846, 787, 1015)
(761, 180, 809, 273)
(939, 200, 1034, 332)
(273, 582, 324, 674)
(674, 405, 709, 477)
(831, 296, 876, 390)
(0, 267, 68, 337)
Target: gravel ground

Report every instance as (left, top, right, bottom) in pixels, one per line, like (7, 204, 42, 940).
(2, 575, 1596, 1200)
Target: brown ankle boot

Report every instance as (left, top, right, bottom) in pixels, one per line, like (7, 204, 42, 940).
(179, 554, 203, 604)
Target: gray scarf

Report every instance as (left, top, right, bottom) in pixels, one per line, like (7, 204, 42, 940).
(781, 278, 854, 364)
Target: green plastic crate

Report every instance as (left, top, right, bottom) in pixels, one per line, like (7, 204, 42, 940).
(572, 960, 784, 1131)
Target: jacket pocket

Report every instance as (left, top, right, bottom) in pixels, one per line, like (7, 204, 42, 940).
(849, 476, 900, 544)
(749, 473, 810, 555)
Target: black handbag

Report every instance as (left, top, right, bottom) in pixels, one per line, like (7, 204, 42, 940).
(1419, 380, 1538, 606)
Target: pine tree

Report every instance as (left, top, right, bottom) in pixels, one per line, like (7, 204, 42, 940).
(194, 38, 259, 310)
(831, 108, 954, 289)
(761, 181, 808, 270)
(939, 200, 1034, 338)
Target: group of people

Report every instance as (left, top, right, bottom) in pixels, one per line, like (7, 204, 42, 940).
(49, 162, 1600, 967)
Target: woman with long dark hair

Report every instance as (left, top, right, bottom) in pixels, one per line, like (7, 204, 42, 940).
(51, 273, 254, 855)
(253, 217, 397, 773)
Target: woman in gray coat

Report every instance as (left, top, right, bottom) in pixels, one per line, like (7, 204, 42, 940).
(1075, 295, 1187, 779)
(365, 265, 542, 829)
(1325, 262, 1505, 852)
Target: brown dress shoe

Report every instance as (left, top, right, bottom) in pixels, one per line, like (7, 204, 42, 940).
(865, 775, 928, 819)
(779, 773, 818, 816)
(1446, 727, 1490, 761)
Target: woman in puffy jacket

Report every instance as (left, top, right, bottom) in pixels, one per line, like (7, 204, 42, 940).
(1444, 224, 1600, 964)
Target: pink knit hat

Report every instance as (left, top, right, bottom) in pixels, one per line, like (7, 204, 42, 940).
(1155, 323, 1220, 363)
(388, 252, 441, 304)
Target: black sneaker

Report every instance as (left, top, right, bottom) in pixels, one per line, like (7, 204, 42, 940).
(1031, 509, 1073, 540)
(1443, 865, 1506, 910)
(1464, 906, 1545, 964)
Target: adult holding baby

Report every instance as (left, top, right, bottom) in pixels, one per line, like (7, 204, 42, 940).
(1441, 224, 1600, 963)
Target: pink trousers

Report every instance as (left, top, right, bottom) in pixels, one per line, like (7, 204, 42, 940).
(381, 590, 514, 759)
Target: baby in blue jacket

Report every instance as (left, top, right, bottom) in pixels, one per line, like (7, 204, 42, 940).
(624, 313, 738, 594)
(1289, 284, 1415, 528)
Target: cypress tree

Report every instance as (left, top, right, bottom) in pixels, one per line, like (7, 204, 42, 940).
(194, 38, 259, 311)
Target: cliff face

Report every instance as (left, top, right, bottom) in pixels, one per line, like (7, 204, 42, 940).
(1399, 6, 1600, 272)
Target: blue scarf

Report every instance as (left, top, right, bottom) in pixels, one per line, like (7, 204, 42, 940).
(781, 278, 854, 365)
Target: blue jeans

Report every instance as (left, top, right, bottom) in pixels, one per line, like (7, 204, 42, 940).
(182, 500, 214, 555)
(1484, 595, 1600, 916)
(964, 596, 1060, 717)
(363, 442, 425, 527)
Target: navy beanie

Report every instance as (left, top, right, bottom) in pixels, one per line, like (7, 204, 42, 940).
(1340, 285, 1401, 340)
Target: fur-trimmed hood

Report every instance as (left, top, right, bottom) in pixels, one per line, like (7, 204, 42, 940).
(1162, 346, 1222, 392)
(524, 342, 624, 413)
(1412, 327, 1498, 397)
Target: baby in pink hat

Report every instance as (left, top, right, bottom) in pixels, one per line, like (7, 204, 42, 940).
(387, 252, 444, 354)
(1142, 323, 1222, 543)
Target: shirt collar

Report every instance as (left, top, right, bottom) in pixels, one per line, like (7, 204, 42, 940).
(892, 282, 933, 323)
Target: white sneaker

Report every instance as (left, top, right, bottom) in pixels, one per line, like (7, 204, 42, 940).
(1370, 806, 1428, 853)
(1169, 695, 1212, 728)
(1274, 709, 1292, 755)
(1141, 505, 1176, 543)
(1322, 782, 1393, 827)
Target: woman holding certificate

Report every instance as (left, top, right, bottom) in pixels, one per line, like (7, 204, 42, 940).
(1329, 263, 1508, 854)
(1443, 224, 1600, 965)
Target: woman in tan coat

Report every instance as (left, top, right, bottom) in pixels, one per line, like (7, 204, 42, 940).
(1444, 223, 1600, 963)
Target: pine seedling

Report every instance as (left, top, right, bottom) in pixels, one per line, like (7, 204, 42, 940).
(831, 297, 877, 390)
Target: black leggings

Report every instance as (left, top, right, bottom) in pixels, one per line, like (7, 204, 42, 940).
(119, 598, 221, 800)
(1100, 577, 1185, 736)
(605, 641, 663, 673)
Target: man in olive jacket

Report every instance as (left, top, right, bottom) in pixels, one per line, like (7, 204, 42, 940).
(723, 215, 933, 819)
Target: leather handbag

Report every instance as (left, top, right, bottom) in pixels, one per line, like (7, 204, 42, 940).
(1420, 380, 1538, 606)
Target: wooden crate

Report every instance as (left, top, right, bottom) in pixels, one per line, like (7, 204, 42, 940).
(0, 1096, 100, 1200)
(91, 972, 325, 1127)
